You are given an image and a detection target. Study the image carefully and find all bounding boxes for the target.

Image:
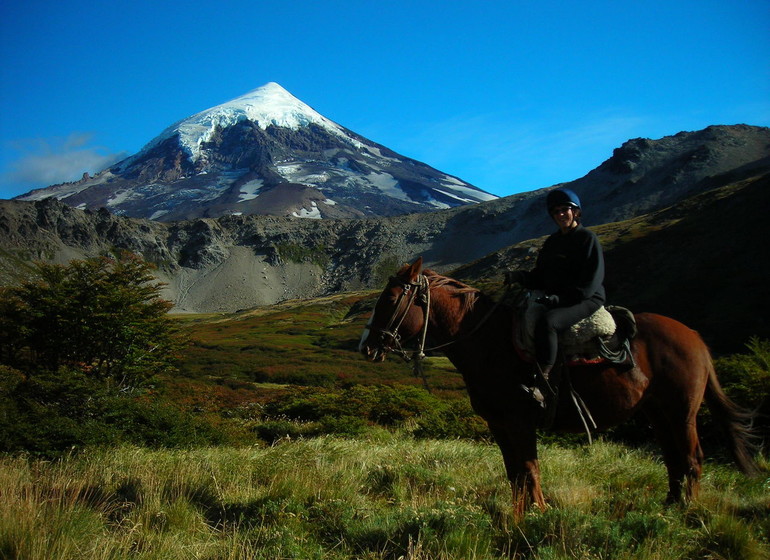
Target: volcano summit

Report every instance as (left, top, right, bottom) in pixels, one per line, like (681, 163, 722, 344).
(17, 83, 496, 221)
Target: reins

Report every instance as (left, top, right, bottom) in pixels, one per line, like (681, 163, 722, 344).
(374, 273, 510, 391)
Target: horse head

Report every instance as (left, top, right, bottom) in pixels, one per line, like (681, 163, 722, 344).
(359, 257, 429, 362)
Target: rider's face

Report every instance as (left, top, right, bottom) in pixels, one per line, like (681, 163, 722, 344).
(550, 205, 577, 232)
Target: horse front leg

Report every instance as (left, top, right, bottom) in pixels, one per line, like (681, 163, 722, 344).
(488, 421, 546, 518)
(511, 459, 546, 517)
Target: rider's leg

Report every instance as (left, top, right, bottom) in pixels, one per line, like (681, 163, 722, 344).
(534, 300, 602, 384)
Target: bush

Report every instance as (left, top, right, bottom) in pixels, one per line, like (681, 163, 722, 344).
(713, 337, 770, 443)
(714, 338, 770, 412)
(0, 368, 226, 456)
(0, 252, 183, 388)
(259, 385, 490, 440)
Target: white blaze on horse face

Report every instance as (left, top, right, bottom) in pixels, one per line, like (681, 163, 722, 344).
(358, 309, 376, 353)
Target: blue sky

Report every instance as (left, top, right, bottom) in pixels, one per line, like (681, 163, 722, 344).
(1, 0, 768, 200)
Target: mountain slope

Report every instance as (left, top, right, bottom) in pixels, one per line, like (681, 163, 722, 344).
(451, 172, 770, 353)
(15, 83, 496, 221)
(2, 125, 768, 331)
(563, 124, 770, 224)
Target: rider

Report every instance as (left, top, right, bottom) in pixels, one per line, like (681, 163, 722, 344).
(506, 187, 606, 403)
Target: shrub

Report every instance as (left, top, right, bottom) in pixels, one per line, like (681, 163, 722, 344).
(0, 368, 226, 456)
(714, 337, 770, 413)
(275, 243, 329, 267)
(254, 419, 319, 443)
(712, 337, 770, 447)
(0, 252, 183, 388)
(258, 385, 490, 440)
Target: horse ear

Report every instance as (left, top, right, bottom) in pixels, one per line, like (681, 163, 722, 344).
(395, 256, 423, 281)
(406, 257, 423, 281)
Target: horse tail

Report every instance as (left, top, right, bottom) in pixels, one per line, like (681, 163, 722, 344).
(704, 360, 762, 476)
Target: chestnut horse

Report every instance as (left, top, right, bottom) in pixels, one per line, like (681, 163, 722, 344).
(359, 257, 759, 516)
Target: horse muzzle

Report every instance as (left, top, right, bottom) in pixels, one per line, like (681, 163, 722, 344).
(359, 329, 399, 363)
(361, 343, 388, 363)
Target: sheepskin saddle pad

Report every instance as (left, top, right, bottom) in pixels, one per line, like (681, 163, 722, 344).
(516, 292, 618, 362)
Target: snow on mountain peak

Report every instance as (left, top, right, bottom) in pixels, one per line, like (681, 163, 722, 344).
(26, 81, 499, 221)
(203, 82, 334, 132)
(129, 82, 353, 164)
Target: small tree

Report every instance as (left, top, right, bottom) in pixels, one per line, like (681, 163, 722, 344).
(0, 252, 182, 387)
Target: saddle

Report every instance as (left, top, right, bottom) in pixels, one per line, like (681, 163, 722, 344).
(515, 292, 636, 367)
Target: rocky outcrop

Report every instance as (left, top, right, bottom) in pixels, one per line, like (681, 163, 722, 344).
(568, 124, 770, 222)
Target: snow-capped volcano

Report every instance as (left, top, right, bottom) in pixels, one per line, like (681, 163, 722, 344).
(17, 82, 497, 221)
(128, 82, 359, 164)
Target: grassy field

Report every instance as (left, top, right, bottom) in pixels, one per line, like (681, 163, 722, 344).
(168, 291, 467, 412)
(2, 220, 768, 559)
(1, 438, 768, 560)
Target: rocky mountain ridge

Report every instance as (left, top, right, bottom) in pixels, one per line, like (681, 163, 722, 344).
(569, 124, 770, 223)
(2, 124, 768, 315)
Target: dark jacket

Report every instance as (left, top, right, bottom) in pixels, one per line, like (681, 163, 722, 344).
(522, 224, 605, 307)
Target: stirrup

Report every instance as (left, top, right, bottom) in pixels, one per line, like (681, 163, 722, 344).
(520, 384, 546, 408)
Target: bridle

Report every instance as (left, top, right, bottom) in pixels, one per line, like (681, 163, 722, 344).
(371, 274, 432, 366)
(368, 273, 508, 390)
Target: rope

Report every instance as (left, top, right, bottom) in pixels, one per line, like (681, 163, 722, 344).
(570, 387, 598, 444)
(411, 275, 432, 391)
(372, 274, 511, 393)
(560, 365, 598, 443)
(410, 280, 511, 392)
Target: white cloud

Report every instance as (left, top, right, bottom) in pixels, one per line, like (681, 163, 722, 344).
(1, 133, 127, 196)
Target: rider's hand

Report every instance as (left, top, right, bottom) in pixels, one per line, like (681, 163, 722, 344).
(535, 294, 559, 307)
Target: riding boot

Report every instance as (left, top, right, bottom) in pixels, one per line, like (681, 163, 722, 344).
(539, 363, 561, 428)
(538, 364, 555, 396)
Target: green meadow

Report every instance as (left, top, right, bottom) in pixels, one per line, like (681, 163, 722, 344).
(2, 439, 768, 559)
(2, 258, 769, 559)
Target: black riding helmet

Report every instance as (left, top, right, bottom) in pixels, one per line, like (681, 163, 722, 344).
(546, 188, 581, 213)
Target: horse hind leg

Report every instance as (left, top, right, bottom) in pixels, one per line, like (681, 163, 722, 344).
(638, 319, 714, 504)
(645, 403, 704, 504)
(681, 421, 705, 502)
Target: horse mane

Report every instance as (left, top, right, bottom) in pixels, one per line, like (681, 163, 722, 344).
(424, 269, 480, 314)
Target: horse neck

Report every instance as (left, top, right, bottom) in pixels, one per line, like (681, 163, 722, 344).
(425, 288, 466, 343)
(426, 282, 501, 345)
(424, 279, 519, 375)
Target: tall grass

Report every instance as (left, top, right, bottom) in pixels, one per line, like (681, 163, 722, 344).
(1, 438, 767, 559)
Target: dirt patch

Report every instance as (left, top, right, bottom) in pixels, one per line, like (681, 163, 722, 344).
(160, 246, 324, 312)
